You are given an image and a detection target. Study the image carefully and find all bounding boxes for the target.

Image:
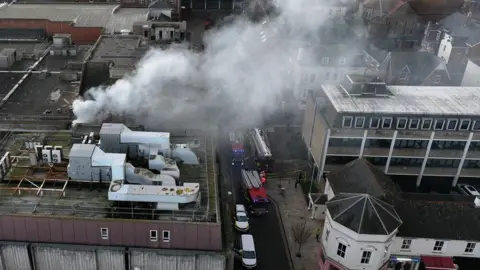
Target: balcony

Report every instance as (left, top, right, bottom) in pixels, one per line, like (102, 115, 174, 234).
(327, 147, 360, 156)
(391, 148, 426, 158)
(422, 167, 457, 176)
(396, 130, 431, 140)
(387, 166, 421, 175)
(366, 129, 395, 139)
(428, 149, 464, 159)
(460, 168, 480, 177)
(330, 128, 364, 138)
(363, 147, 390, 157)
(466, 151, 480, 159)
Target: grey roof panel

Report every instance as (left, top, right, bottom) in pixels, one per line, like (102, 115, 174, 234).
(327, 193, 402, 235)
(69, 144, 96, 158)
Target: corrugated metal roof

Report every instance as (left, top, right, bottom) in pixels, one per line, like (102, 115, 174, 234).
(33, 246, 97, 270)
(97, 249, 125, 270)
(323, 84, 480, 115)
(0, 5, 148, 33)
(0, 244, 32, 270)
(69, 143, 96, 158)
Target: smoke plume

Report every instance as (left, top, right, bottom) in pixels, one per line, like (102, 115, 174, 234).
(72, 0, 360, 129)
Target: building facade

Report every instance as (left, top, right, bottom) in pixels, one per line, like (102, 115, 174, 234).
(302, 75, 480, 189)
(319, 158, 480, 270)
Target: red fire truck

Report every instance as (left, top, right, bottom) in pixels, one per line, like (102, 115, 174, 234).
(241, 169, 269, 216)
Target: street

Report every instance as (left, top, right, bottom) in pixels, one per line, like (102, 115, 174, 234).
(218, 130, 290, 270)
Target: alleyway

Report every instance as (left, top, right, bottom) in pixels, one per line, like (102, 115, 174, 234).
(268, 177, 324, 270)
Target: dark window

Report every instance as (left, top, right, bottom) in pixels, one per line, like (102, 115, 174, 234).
(465, 243, 476, 253)
(433, 241, 444, 251)
(447, 119, 458, 130)
(473, 121, 480, 130)
(397, 118, 407, 129)
(409, 119, 420, 129)
(355, 117, 365, 128)
(460, 120, 471, 131)
(343, 116, 353, 128)
(382, 117, 392, 128)
(434, 119, 445, 130)
(361, 251, 372, 264)
(422, 119, 432, 130)
(337, 243, 347, 258)
(370, 117, 380, 128)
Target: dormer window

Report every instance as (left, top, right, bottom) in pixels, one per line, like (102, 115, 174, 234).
(339, 57, 346, 65)
(322, 57, 329, 64)
(433, 75, 441, 84)
(399, 71, 408, 81)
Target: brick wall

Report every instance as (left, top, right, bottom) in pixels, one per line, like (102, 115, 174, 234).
(0, 19, 103, 44)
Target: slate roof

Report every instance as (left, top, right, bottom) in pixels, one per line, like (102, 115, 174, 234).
(326, 193, 403, 235)
(326, 158, 400, 200)
(393, 194, 480, 241)
(386, 51, 447, 84)
(438, 12, 480, 46)
(326, 158, 480, 241)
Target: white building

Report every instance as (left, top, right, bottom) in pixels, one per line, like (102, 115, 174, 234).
(318, 158, 480, 270)
(461, 59, 480, 86)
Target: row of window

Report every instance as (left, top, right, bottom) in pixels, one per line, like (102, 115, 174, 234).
(303, 71, 342, 84)
(331, 138, 473, 150)
(100, 228, 170, 242)
(401, 239, 476, 254)
(343, 116, 480, 132)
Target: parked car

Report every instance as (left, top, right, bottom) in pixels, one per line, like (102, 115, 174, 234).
(234, 204, 249, 232)
(238, 234, 257, 269)
(457, 184, 480, 196)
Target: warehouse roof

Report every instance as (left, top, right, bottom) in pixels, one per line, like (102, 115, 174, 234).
(322, 84, 480, 116)
(0, 4, 148, 33)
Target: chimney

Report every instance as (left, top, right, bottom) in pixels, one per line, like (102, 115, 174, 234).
(474, 196, 480, 208)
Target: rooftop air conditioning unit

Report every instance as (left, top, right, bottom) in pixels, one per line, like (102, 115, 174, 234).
(42, 149, 52, 163)
(52, 150, 62, 163)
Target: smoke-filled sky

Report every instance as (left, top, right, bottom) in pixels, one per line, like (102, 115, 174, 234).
(72, 0, 359, 129)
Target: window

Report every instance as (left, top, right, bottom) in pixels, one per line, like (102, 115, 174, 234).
(322, 57, 329, 64)
(337, 243, 347, 258)
(370, 117, 380, 128)
(409, 119, 420, 129)
(310, 74, 316, 83)
(333, 73, 338, 80)
(465, 242, 476, 253)
(399, 71, 408, 81)
(343, 116, 353, 128)
(150, 230, 158, 242)
(401, 239, 412, 250)
(421, 118, 433, 130)
(361, 250, 372, 264)
(355, 117, 365, 128)
(460, 119, 471, 131)
(325, 229, 330, 242)
(433, 241, 444, 252)
(433, 75, 441, 84)
(382, 117, 393, 129)
(397, 117, 408, 129)
(339, 57, 346, 65)
(101, 228, 109, 240)
(474, 121, 480, 131)
(162, 230, 171, 242)
(434, 119, 445, 130)
(447, 119, 458, 131)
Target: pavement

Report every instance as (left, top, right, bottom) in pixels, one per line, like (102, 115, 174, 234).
(267, 177, 324, 270)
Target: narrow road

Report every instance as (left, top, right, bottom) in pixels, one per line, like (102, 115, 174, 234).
(218, 129, 290, 270)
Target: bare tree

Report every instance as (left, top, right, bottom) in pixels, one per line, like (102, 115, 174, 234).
(291, 219, 311, 257)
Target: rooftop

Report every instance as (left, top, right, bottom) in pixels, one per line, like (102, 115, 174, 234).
(322, 84, 480, 116)
(438, 12, 480, 46)
(0, 4, 148, 33)
(0, 134, 218, 223)
(326, 193, 403, 235)
(327, 158, 480, 241)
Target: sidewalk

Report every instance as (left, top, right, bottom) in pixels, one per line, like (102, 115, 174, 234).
(268, 178, 324, 270)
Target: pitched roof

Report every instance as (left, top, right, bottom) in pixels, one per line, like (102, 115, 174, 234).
(327, 193, 403, 235)
(387, 51, 447, 84)
(438, 12, 480, 46)
(326, 158, 400, 200)
(149, 0, 176, 9)
(408, 0, 464, 22)
(393, 194, 480, 241)
(363, 0, 403, 15)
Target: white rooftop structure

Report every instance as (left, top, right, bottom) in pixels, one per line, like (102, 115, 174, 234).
(322, 85, 480, 116)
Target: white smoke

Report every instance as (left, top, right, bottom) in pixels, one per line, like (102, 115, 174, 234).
(73, 0, 360, 128)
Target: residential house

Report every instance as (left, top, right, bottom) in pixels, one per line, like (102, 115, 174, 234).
(379, 51, 451, 85)
(461, 58, 480, 86)
(318, 158, 480, 270)
(361, 0, 462, 51)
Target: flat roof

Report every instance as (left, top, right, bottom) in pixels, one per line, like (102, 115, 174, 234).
(323, 84, 480, 116)
(1, 135, 217, 222)
(0, 5, 148, 33)
(0, 72, 78, 115)
(89, 35, 145, 67)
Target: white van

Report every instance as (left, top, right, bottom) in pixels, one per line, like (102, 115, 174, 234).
(240, 234, 257, 269)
